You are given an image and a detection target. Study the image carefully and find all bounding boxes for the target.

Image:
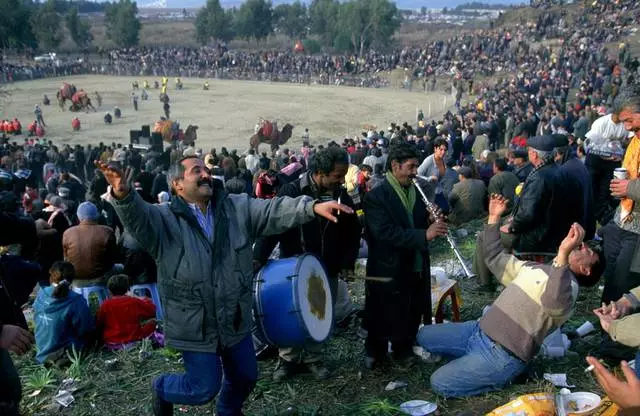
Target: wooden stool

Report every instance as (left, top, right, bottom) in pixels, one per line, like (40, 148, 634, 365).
(431, 278, 462, 324)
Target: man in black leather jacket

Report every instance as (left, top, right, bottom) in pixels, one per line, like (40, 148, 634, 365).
(501, 135, 559, 253)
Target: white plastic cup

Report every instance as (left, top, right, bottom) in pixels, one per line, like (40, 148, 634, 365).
(614, 168, 629, 180)
(576, 321, 595, 337)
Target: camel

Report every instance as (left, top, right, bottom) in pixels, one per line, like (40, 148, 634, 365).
(250, 122, 294, 153)
(69, 91, 96, 112)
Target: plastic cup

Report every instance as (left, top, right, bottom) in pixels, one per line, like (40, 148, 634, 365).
(576, 321, 595, 337)
(614, 168, 628, 180)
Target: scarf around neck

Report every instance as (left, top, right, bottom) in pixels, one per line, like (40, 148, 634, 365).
(386, 171, 416, 222)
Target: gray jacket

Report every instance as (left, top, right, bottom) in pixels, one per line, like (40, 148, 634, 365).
(110, 189, 316, 352)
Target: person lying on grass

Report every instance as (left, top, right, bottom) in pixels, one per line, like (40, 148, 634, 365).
(417, 194, 605, 398)
(34, 261, 94, 364)
(97, 274, 156, 350)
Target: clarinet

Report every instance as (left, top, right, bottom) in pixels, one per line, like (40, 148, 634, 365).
(412, 177, 476, 279)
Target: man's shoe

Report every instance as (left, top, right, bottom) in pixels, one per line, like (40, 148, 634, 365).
(273, 359, 297, 382)
(152, 389, 173, 416)
(307, 362, 330, 380)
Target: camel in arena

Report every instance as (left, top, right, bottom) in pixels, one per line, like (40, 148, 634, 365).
(154, 120, 198, 144)
(250, 121, 294, 153)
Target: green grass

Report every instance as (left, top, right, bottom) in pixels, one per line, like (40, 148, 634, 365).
(14, 221, 607, 415)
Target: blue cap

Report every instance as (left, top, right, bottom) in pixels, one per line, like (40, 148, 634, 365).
(527, 135, 556, 152)
(77, 201, 100, 221)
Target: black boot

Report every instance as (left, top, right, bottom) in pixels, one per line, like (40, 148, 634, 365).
(152, 389, 173, 416)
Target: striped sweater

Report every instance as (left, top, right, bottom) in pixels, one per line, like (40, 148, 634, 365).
(478, 224, 578, 362)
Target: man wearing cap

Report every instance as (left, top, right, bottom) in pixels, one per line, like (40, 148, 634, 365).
(500, 135, 559, 253)
(62, 202, 117, 288)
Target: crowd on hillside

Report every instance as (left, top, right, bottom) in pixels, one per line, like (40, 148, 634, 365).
(1, 0, 639, 89)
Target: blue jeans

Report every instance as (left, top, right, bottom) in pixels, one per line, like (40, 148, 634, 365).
(153, 335, 257, 415)
(636, 350, 640, 379)
(417, 320, 528, 398)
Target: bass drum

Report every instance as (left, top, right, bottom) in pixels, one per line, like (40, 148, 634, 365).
(253, 255, 333, 349)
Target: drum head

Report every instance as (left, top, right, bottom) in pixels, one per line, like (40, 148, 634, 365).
(295, 255, 333, 342)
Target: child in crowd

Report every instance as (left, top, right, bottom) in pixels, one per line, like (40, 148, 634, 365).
(97, 274, 156, 349)
(34, 261, 94, 364)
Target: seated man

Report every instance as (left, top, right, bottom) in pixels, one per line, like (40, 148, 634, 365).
(447, 166, 487, 225)
(417, 194, 605, 398)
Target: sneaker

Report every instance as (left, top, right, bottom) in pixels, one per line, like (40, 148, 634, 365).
(152, 388, 173, 416)
(272, 359, 297, 382)
(307, 362, 330, 380)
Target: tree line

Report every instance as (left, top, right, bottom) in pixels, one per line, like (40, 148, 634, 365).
(196, 0, 401, 56)
(0, 0, 139, 51)
(1, 0, 401, 56)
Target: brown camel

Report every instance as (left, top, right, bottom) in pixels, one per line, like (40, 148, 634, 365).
(250, 123, 294, 153)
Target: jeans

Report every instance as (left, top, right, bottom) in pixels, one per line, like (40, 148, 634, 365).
(153, 335, 257, 415)
(417, 321, 527, 398)
(636, 350, 640, 379)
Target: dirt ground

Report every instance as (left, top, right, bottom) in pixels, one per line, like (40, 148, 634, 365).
(0, 76, 453, 153)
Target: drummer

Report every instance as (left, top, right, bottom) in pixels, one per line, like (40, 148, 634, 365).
(96, 156, 353, 416)
(254, 146, 362, 381)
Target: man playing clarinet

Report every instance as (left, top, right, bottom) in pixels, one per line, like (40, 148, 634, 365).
(362, 142, 447, 370)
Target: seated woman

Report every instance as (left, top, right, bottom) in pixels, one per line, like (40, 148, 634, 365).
(97, 274, 156, 350)
(34, 261, 94, 364)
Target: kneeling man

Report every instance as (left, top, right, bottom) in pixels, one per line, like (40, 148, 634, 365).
(417, 194, 605, 398)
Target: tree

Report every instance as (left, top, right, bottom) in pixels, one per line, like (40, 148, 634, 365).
(421, 6, 427, 15)
(105, 0, 141, 48)
(442, 7, 449, 14)
(309, 0, 339, 48)
(234, 0, 273, 43)
(335, 0, 399, 56)
(273, 1, 308, 39)
(65, 6, 92, 47)
(195, 0, 234, 45)
(32, 0, 63, 51)
(0, 0, 36, 49)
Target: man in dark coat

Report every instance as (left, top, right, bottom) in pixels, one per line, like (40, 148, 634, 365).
(362, 142, 447, 369)
(253, 147, 361, 381)
(551, 134, 596, 242)
(501, 135, 559, 253)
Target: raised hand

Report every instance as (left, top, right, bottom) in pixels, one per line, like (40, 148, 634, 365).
(489, 193, 508, 218)
(559, 223, 585, 257)
(94, 160, 130, 199)
(313, 201, 354, 223)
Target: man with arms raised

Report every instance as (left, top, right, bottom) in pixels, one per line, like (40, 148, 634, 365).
(417, 194, 604, 398)
(96, 156, 352, 416)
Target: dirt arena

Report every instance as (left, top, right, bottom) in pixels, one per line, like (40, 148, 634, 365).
(1, 76, 452, 152)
